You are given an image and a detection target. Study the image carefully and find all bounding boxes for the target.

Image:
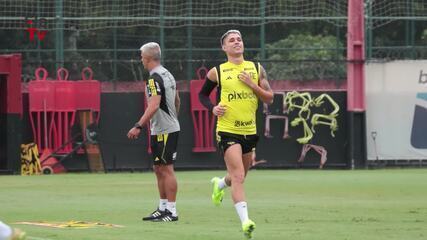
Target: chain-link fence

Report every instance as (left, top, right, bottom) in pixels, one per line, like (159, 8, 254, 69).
(0, 0, 426, 82)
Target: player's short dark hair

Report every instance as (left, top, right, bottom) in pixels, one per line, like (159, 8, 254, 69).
(220, 29, 242, 46)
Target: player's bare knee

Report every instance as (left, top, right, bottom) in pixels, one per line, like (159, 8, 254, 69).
(153, 165, 163, 177)
(231, 173, 245, 184)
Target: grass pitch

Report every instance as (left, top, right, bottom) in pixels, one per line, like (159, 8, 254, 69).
(1, 169, 426, 240)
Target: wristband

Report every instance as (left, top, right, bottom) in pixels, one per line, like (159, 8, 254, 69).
(134, 123, 143, 130)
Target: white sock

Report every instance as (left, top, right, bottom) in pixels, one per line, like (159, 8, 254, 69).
(158, 199, 168, 211)
(234, 201, 249, 223)
(167, 202, 177, 217)
(218, 177, 228, 190)
(0, 221, 12, 240)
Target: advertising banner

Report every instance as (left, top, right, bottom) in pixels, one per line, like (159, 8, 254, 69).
(366, 61, 427, 160)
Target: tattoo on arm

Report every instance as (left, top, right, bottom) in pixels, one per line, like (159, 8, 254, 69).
(260, 65, 272, 91)
(261, 79, 272, 92)
(260, 65, 268, 81)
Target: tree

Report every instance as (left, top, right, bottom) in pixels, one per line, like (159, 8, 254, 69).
(261, 34, 346, 81)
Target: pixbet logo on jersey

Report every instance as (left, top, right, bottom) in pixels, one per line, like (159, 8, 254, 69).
(410, 70, 427, 149)
(227, 91, 256, 102)
(25, 17, 48, 42)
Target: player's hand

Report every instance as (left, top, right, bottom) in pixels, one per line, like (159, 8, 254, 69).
(238, 71, 255, 88)
(213, 104, 226, 117)
(127, 127, 141, 140)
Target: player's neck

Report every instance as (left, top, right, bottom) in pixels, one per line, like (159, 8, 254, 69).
(147, 62, 161, 72)
(227, 55, 244, 65)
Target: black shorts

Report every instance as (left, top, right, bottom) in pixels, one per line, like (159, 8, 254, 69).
(150, 131, 179, 165)
(216, 131, 259, 155)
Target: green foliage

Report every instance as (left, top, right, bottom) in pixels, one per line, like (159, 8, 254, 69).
(261, 34, 346, 81)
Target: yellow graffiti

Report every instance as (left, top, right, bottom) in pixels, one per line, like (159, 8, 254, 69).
(285, 91, 339, 144)
(311, 93, 340, 137)
(20, 143, 42, 175)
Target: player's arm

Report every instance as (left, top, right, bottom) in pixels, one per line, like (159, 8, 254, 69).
(137, 95, 161, 127)
(127, 95, 160, 139)
(239, 64, 274, 105)
(198, 67, 227, 116)
(175, 90, 181, 115)
(198, 67, 217, 113)
(127, 75, 162, 139)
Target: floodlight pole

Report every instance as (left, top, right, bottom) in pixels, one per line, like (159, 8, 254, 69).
(347, 0, 367, 169)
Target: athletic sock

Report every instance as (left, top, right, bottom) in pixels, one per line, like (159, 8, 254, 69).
(234, 201, 249, 223)
(167, 202, 177, 217)
(218, 177, 228, 190)
(158, 199, 168, 211)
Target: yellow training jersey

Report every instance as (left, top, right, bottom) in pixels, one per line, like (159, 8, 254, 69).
(215, 60, 260, 135)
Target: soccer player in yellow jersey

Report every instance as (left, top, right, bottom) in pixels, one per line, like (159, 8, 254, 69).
(199, 29, 274, 239)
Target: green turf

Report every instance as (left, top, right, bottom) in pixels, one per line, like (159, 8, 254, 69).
(1, 169, 427, 240)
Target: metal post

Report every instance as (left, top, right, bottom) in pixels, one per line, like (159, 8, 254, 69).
(113, 0, 118, 81)
(260, 0, 266, 61)
(113, 28, 118, 81)
(186, 0, 193, 80)
(160, 0, 165, 61)
(365, 0, 373, 59)
(347, 0, 367, 169)
(405, 0, 416, 58)
(347, 0, 365, 111)
(336, 1, 341, 62)
(410, 0, 416, 58)
(55, 0, 64, 69)
(405, 0, 410, 58)
(37, 1, 41, 64)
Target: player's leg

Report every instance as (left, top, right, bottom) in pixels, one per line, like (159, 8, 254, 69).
(223, 144, 246, 203)
(142, 135, 167, 221)
(155, 164, 178, 221)
(153, 131, 179, 222)
(158, 165, 177, 203)
(239, 137, 258, 239)
(224, 144, 255, 238)
(211, 133, 234, 206)
(240, 151, 256, 239)
(242, 151, 254, 176)
(154, 164, 168, 209)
